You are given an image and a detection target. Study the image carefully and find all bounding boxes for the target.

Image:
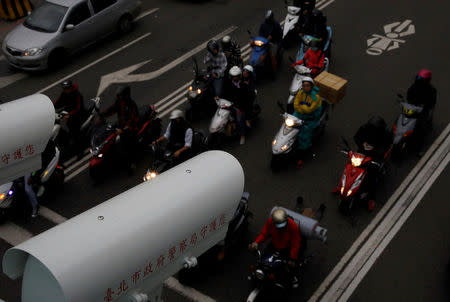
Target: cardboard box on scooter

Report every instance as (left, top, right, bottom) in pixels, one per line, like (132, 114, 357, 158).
(314, 71, 348, 104)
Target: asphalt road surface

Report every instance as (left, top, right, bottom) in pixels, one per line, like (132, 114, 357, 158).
(0, 0, 449, 301)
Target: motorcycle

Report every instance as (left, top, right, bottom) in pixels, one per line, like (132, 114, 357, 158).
(295, 26, 333, 61)
(271, 101, 328, 171)
(392, 94, 431, 157)
(185, 58, 217, 122)
(247, 205, 327, 302)
(287, 57, 329, 110)
(249, 32, 282, 77)
(54, 97, 101, 159)
(89, 106, 162, 181)
(143, 130, 208, 181)
(282, 1, 301, 47)
(336, 139, 389, 215)
(207, 98, 261, 148)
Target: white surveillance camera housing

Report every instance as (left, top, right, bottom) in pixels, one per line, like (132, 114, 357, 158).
(3, 151, 245, 302)
(0, 94, 54, 184)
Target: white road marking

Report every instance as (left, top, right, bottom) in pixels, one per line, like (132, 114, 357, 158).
(339, 152, 450, 301)
(64, 153, 92, 174)
(154, 81, 191, 107)
(164, 277, 217, 302)
(156, 92, 186, 112)
(96, 26, 238, 96)
(38, 206, 68, 225)
(317, 0, 336, 10)
(36, 33, 151, 94)
(135, 7, 160, 22)
(308, 123, 450, 302)
(64, 163, 89, 183)
(0, 222, 33, 246)
(159, 97, 188, 118)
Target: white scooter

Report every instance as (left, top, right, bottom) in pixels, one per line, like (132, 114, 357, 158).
(282, 1, 301, 46)
(287, 59, 329, 109)
(207, 97, 261, 147)
(271, 102, 328, 171)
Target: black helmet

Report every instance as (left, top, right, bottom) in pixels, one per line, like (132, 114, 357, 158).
(313, 9, 327, 23)
(61, 80, 73, 89)
(368, 116, 387, 130)
(265, 10, 274, 22)
(116, 86, 131, 98)
(312, 9, 323, 18)
(207, 40, 219, 54)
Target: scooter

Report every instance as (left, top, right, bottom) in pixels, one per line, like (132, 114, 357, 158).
(392, 94, 431, 157)
(89, 122, 120, 181)
(282, 2, 301, 47)
(207, 98, 261, 148)
(295, 26, 333, 61)
(271, 101, 328, 171)
(336, 139, 388, 215)
(55, 97, 101, 159)
(287, 58, 329, 109)
(249, 33, 282, 78)
(246, 205, 327, 302)
(185, 58, 217, 121)
(143, 131, 208, 181)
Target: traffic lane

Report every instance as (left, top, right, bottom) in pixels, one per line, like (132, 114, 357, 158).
(0, 0, 287, 104)
(349, 165, 450, 302)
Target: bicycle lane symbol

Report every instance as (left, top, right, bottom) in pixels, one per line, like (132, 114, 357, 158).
(367, 20, 415, 56)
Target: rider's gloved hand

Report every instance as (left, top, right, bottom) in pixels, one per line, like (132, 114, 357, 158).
(248, 242, 258, 251)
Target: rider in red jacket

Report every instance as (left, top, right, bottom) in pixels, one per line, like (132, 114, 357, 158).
(292, 40, 325, 77)
(250, 209, 301, 261)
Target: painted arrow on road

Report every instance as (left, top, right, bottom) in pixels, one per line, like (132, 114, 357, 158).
(96, 25, 238, 96)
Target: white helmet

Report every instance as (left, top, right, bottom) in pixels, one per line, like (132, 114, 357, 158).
(229, 66, 242, 77)
(222, 35, 231, 44)
(302, 77, 314, 85)
(243, 65, 254, 73)
(169, 109, 185, 120)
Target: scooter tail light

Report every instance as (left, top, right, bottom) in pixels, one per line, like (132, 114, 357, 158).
(249, 265, 255, 272)
(268, 273, 275, 280)
(393, 124, 397, 134)
(403, 130, 414, 137)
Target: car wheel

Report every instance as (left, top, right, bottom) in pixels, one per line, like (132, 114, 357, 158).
(48, 49, 67, 70)
(118, 15, 133, 35)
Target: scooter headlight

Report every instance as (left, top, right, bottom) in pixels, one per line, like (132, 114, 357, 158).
(281, 145, 289, 151)
(346, 189, 353, 197)
(285, 118, 295, 127)
(143, 171, 158, 182)
(254, 40, 265, 47)
(272, 139, 277, 146)
(98, 154, 103, 158)
(188, 86, 193, 91)
(351, 156, 363, 167)
(196, 88, 202, 95)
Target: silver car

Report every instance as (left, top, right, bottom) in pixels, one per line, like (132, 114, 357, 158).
(2, 0, 142, 71)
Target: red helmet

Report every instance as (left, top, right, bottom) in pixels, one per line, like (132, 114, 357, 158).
(417, 69, 432, 80)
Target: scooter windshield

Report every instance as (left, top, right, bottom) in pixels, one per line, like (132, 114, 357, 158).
(91, 124, 114, 149)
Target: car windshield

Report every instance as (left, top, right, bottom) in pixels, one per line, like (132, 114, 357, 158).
(24, 1, 68, 33)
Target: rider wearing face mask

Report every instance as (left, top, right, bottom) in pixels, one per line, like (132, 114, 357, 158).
(291, 40, 325, 77)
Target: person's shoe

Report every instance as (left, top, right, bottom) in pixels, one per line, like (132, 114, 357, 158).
(31, 206, 39, 218)
(368, 200, 375, 211)
(240, 136, 245, 145)
(292, 276, 299, 288)
(296, 160, 303, 169)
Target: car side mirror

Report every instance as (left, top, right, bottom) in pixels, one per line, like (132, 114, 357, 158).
(65, 24, 74, 31)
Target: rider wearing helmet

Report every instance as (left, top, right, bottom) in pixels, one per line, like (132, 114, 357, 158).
(353, 116, 392, 210)
(249, 208, 302, 286)
(152, 109, 193, 159)
(224, 66, 254, 145)
(100, 86, 140, 170)
(204, 39, 228, 99)
(292, 77, 322, 165)
(407, 69, 437, 120)
(292, 39, 325, 77)
(53, 80, 85, 150)
(258, 10, 283, 73)
(221, 35, 243, 70)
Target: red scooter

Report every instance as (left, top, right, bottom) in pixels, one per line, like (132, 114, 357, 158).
(336, 139, 389, 215)
(89, 105, 161, 181)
